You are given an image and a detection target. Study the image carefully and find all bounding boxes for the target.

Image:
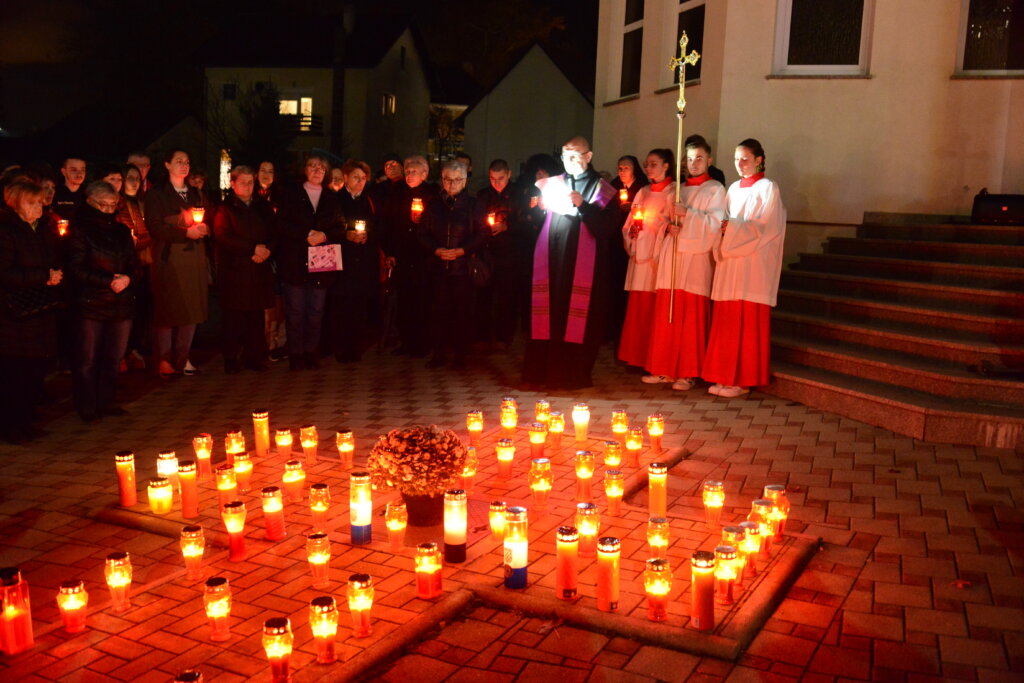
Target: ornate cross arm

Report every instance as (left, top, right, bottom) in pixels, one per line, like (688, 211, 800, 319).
(668, 31, 701, 114)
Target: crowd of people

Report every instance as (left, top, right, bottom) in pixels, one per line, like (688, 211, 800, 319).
(0, 134, 785, 444)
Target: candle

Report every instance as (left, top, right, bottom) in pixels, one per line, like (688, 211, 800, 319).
(349, 471, 372, 545)
(618, 187, 629, 204)
(603, 441, 622, 468)
(346, 573, 374, 638)
(503, 507, 528, 589)
(104, 551, 132, 613)
(763, 484, 791, 540)
(309, 483, 331, 533)
(534, 399, 551, 425)
(306, 532, 331, 589)
(385, 500, 407, 550)
(0, 568, 34, 654)
(528, 458, 553, 510)
(604, 470, 624, 516)
(548, 412, 564, 451)
(625, 427, 643, 467)
(466, 409, 483, 447)
(647, 414, 664, 454)
(486, 212, 496, 227)
(702, 480, 725, 529)
(190, 206, 205, 224)
(262, 617, 293, 683)
(499, 397, 517, 438)
(575, 450, 595, 502)
(147, 478, 173, 515)
(648, 462, 668, 518)
(596, 537, 621, 612)
(715, 545, 738, 605)
(275, 428, 293, 458)
(57, 218, 69, 236)
(192, 434, 213, 479)
(415, 543, 443, 599)
(749, 499, 776, 557)
(631, 206, 644, 230)
(56, 579, 88, 633)
(282, 460, 305, 503)
(180, 525, 205, 581)
(221, 500, 247, 562)
(336, 429, 354, 469)
(156, 450, 179, 491)
(462, 446, 478, 494)
(489, 501, 507, 542)
(410, 197, 424, 221)
(555, 526, 578, 600)
(261, 486, 287, 541)
(224, 427, 245, 466)
(443, 489, 467, 563)
(178, 461, 199, 518)
(115, 451, 137, 507)
(496, 438, 515, 480)
(571, 403, 589, 442)
(353, 219, 367, 233)
(690, 550, 716, 631)
(203, 577, 231, 641)
(215, 464, 237, 508)
(575, 502, 600, 558)
(252, 409, 270, 458)
(739, 521, 760, 579)
(309, 596, 339, 664)
(300, 424, 318, 465)
(647, 517, 669, 560)
(528, 422, 547, 460)
(610, 408, 628, 446)
(233, 452, 253, 493)
(722, 526, 746, 585)
(644, 558, 672, 622)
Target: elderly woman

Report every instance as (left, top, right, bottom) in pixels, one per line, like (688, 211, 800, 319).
(213, 165, 275, 373)
(702, 139, 786, 398)
(144, 149, 210, 378)
(66, 181, 138, 421)
(0, 181, 63, 442)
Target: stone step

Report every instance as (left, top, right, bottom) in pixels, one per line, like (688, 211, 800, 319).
(772, 310, 1024, 369)
(792, 253, 1024, 291)
(824, 237, 1024, 267)
(775, 289, 1023, 343)
(779, 270, 1024, 317)
(771, 334, 1024, 405)
(764, 361, 1024, 450)
(858, 220, 1024, 245)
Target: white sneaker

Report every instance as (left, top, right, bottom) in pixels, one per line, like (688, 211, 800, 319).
(183, 360, 199, 376)
(717, 385, 749, 398)
(672, 378, 696, 391)
(642, 375, 675, 384)
(708, 383, 723, 395)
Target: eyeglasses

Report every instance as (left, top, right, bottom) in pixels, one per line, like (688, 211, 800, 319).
(441, 177, 466, 185)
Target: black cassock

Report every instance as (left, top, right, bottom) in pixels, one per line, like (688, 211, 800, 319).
(523, 169, 618, 390)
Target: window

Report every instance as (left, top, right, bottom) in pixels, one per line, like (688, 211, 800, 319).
(773, 0, 875, 76)
(222, 83, 237, 101)
(674, 1, 705, 84)
(219, 149, 231, 192)
(381, 93, 396, 117)
(300, 97, 313, 132)
(620, 0, 644, 97)
(279, 100, 298, 115)
(959, 0, 1024, 73)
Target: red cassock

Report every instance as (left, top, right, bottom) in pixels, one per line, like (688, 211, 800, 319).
(645, 290, 710, 378)
(701, 300, 771, 387)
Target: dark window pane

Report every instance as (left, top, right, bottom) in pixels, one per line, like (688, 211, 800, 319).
(674, 4, 706, 83)
(963, 0, 1024, 70)
(620, 28, 643, 96)
(787, 0, 864, 66)
(625, 0, 645, 25)
(222, 83, 237, 100)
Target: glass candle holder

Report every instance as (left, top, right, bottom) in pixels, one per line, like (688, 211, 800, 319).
(346, 573, 374, 638)
(261, 486, 287, 541)
(762, 484, 790, 540)
(180, 525, 205, 581)
(575, 450, 596, 502)
(625, 427, 643, 467)
(610, 408, 628, 446)
(224, 427, 245, 466)
(156, 450, 179, 491)
(548, 412, 564, 451)
(555, 526, 578, 600)
(262, 617, 293, 683)
(56, 579, 88, 633)
(221, 500, 247, 562)
(349, 471, 372, 545)
(596, 537, 621, 612)
(499, 399, 517, 438)
(749, 499, 776, 557)
(466, 409, 483, 448)
(572, 403, 590, 442)
(104, 551, 132, 613)
(690, 550, 716, 631)
(203, 576, 231, 641)
(604, 470, 624, 516)
(644, 558, 672, 622)
(0, 568, 33, 654)
(503, 507, 529, 589)
(528, 458, 553, 510)
(306, 532, 331, 589)
(722, 527, 746, 587)
(190, 206, 205, 224)
(275, 428, 293, 458)
(336, 429, 354, 469)
(385, 500, 408, 550)
(282, 460, 305, 503)
(300, 424, 319, 465)
(603, 441, 622, 468)
(489, 501, 507, 542)
(410, 197, 424, 220)
(415, 543, 443, 599)
(647, 414, 664, 453)
(496, 438, 515, 480)
(702, 480, 725, 529)
(528, 422, 547, 460)
(115, 451, 137, 507)
(147, 477, 173, 515)
(178, 460, 199, 518)
(233, 452, 253, 493)
(739, 521, 761, 579)
(462, 446, 478, 494)
(647, 517, 670, 560)
(310, 483, 331, 533)
(715, 545, 739, 605)
(443, 489, 468, 563)
(192, 434, 213, 479)
(215, 464, 238, 508)
(252, 409, 270, 458)
(309, 596, 338, 664)
(534, 399, 550, 425)
(575, 502, 600, 558)
(648, 462, 668, 519)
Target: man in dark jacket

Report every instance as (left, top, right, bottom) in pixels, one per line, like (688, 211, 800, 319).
(213, 166, 276, 373)
(418, 160, 487, 370)
(65, 181, 138, 421)
(475, 159, 519, 350)
(53, 156, 87, 220)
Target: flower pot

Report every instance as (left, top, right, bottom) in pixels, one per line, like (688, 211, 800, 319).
(401, 492, 445, 527)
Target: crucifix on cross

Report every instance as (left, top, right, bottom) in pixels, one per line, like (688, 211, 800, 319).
(668, 31, 701, 114)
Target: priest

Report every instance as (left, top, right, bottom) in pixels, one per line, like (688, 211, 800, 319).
(523, 137, 618, 390)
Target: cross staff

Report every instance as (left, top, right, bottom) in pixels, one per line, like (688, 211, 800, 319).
(666, 32, 700, 323)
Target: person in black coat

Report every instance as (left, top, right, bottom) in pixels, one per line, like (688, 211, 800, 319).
(609, 155, 648, 344)
(0, 181, 63, 442)
(331, 159, 380, 363)
(418, 160, 487, 370)
(65, 181, 139, 421)
(474, 159, 520, 350)
(213, 166, 276, 373)
(275, 154, 345, 371)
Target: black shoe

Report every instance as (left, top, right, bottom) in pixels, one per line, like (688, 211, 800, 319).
(305, 353, 320, 370)
(426, 355, 446, 369)
(269, 348, 288, 362)
(104, 406, 128, 417)
(289, 355, 305, 372)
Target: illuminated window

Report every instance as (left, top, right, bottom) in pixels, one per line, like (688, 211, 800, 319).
(219, 149, 231, 192)
(381, 93, 396, 117)
(279, 100, 298, 115)
(958, 0, 1024, 74)
(300, 97, 313, 131)
(773, 0, 875, 76)
(620, 0, 644, 96)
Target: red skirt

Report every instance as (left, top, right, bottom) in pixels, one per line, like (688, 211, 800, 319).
(701, 300, 771, 388)
(617, 291, 656, 367)
(645, 290, 710, 379)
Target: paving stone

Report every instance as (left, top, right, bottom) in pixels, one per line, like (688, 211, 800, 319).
(625, 646, 700, 682)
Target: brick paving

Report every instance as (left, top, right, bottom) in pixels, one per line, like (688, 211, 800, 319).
(0, 345, 1021, 682)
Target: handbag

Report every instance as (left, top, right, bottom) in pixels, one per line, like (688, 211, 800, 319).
(467, 252, 492, 288)
(6, 284, 64, 319)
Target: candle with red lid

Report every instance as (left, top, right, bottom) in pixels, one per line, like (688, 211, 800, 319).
(262, 617, 293, 683)
(115, 451, 137, 507)
(309, 596, 338, 664)
(496, 438, 515, 480)
(252, 409, 270, 457)
(596, 537, 620, 612)
(221, 500, 247, 562)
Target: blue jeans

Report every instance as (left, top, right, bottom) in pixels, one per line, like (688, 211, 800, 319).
(74, 318, 132, 416)
(283, 283, 327, 355)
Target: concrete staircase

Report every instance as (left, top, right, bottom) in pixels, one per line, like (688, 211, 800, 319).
(764, 213, 1024, 450)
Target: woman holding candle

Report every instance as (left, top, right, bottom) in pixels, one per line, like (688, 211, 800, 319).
(703, 139, 786, 398)
(618, 149, 675, 369)
(607, 155, 647, 343)
(645, 136, 726, 390)
(119, 163, 152, 373)
(144, 149, 209, 378)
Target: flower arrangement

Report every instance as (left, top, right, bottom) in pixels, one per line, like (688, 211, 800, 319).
(367, 425, 467, 497)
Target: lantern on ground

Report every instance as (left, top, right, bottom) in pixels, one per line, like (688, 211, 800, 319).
(503, 507, 529, 589)
(233, 452, 253, 493)
(690, 551, 715, 631)
(309, 596, 338, 664)
(555, 526, 578, 600)
(300, 425, 318, 465)
(528, 458, 553, 510)
(385, 500, 407, 550)
(261, 486, 287, 541)
(180, 525, 205, 581)
(575, 502, 600, 558)
(603, 441, 622, 468)
(252, 409, 270, 457)
(572, 403, 589, 442)
(647, 414, 664, 453)
(349, 471, 372, 545)
(215, 464, 237, 508)
(115, 451, 137, 507)
(275, 428, 293, 458)
(336, 429, 355, 469)
(415, 543, 443, 599)
(306, 532, 331, 589)
(625, 427, 643, 467)
(528, 422, 547, 460)
(262, 617, 293, 683)
(203, 577, 231, 642)
(147, 478, 173, 515)
(443, 489, 468, 563)
(702, 480, 724, 529)
(647, 517, 669, 560)
(56, 579, 88, 633)
(462, 446, 478, 494)
(178, 460, 199, 518)
(309, 483, 330, 533)
(346, 574, 374, 638)
(489, 501, 507, 542)
(644, 558, 672, 622)
(648, 462, 668, 518)
(496, 438, 515, 480)
(221, 501, 247, 562)
(715, 545, 739, 605)
(282, 460, 305, 503)
(575, 450, 595, 502)
(466, 410, 483, 447)
(192, 434, 212, 479)
(104, 551, 132, 613)
(596, 537, 621, 612)
(763, 484, 790, 540)
(604, 470, 624, 516)
(610, 408, 628, 446)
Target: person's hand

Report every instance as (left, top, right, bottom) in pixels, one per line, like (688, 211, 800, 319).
(185, 225, 204, 239)
(668, 223, 681, 237)
(47, 269, 63, 286)
(435, 248, 451, 260)
(411, 211, 422, 224)
(110, 274, 130, 293)
(569, 191, 584, 207)
(346, 230, 367, 244)
(450, 248, 465, 259)
(491, 221, 507, 236)
(673, 202, 687, 220)
(253, 244, 271, 262)
(307, 230, 327, 246)
(385, 256, 396, 268)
